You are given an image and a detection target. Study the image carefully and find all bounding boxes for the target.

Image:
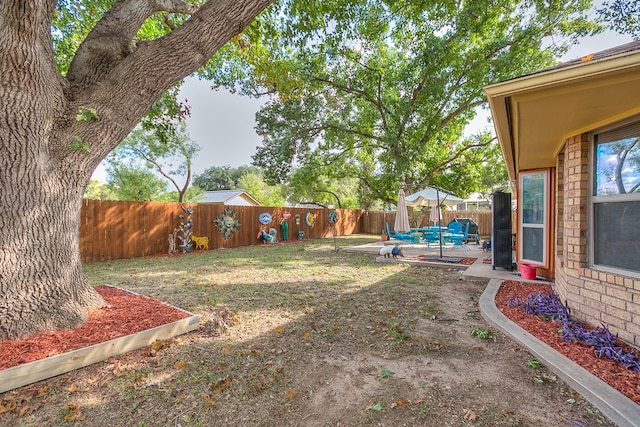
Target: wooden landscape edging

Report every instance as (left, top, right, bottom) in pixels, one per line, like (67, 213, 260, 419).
(0, 308, 199, 394)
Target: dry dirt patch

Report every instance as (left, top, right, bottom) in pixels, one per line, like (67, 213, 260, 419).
(0, 237, 615, 426)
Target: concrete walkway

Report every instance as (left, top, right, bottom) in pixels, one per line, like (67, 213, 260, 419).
(345, 239, 640, 427)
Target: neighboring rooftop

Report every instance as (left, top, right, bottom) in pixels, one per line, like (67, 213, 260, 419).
(546, 39, 640, 72)
(201, 190, 261, 206)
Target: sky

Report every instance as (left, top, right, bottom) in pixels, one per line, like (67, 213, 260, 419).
(179, 79, 265, 172)
(91, 23, 633, 183)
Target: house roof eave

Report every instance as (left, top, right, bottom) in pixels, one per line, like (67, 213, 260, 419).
(485, 45, 640, 176)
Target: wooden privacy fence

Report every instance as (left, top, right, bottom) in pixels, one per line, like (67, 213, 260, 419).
(79, 200, 514, 263)
(79, 200, 363, 263)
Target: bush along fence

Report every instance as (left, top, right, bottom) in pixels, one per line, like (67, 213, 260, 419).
(79, 200, 363, 263)
(78, 199, 503, 263)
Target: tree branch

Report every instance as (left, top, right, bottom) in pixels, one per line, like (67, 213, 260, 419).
(341, 54, 390, 132)
(310, 74, 392, 119)
(67, 0, 201, 87)
(313, 190, 342, 208)
(58, 0, 274, 175)
(420, 137, 496, 184)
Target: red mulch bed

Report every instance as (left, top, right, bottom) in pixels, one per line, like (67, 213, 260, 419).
(496, 280, 640, 404)
(0, 286, 189, 371)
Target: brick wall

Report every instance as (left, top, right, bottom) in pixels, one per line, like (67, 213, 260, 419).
(554, 134, 640, 346)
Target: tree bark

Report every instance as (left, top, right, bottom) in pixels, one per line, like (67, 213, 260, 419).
(0, 0, 273, 339)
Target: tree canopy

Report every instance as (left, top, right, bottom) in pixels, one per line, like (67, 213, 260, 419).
(598, 0, 640, 39)
(104, 163, 170, 201)
(105, 122, 200, 202)
(205, 0, 600, 206)
(192, 165, 264, 190)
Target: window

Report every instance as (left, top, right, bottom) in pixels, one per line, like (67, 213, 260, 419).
(591, 120, 640, 275)
(519, 170, 549, 266)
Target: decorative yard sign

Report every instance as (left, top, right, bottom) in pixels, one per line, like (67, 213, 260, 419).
(258, 212, 272, 225)
(305, 211, 315, 227)
(168, 205, 195, 254)
(214, 207, 241, 240)
(327, 210, 338, 225)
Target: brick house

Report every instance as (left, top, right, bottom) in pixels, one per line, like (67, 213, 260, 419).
(485, 41, 640, 346)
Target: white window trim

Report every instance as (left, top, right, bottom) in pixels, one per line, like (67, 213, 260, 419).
(518, 169, 549, 267)
(589, 117, 640, 278)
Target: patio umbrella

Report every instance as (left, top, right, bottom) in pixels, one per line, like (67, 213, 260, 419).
(394, 189, 411, 234)
(405, 185, 463, 208)
(429, 205, 442, 224)
(406, 186, 462, 260)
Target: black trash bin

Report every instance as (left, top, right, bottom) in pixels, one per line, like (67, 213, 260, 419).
(448, 218, 480, 244)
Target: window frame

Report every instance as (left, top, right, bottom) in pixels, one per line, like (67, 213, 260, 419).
(518, 169, 550, 268)
(589, 117, 640, 278)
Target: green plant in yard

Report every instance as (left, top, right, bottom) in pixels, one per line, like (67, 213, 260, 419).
(527, 359, 542, 369)
(419, 402, 430, 419)
(470, 328, 492, 340)
(367, 402, 383, 411)
(379, 369, 395, 379)
(388, 324, 408, 341)
(533, 372, 557, 384)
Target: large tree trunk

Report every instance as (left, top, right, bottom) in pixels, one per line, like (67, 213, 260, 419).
(0, 0, 274, 340)
(0, 0, 107, 340)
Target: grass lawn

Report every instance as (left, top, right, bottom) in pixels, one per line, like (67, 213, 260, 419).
(0, 235, 614, 426)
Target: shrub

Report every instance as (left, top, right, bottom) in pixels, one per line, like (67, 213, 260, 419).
(509, 292, 640, 372)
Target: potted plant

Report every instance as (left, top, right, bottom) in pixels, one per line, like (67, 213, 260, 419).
(381, 230, 389, 241)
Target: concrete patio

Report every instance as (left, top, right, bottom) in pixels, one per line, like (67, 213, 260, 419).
(344, 238, 534, 283)
(344, 238, 640, 427)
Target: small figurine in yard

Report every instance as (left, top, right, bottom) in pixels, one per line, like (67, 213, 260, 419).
(379, 244, 404, 259)
(257, 227, 277, 244)
(280, 217, 289, 241)
(168, 228, 178, 254)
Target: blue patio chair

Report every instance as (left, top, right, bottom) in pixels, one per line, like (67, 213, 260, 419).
(447, 221, 462, 234)
(448, 222, 470, 250)
(422, 229, 440, 248)
(386, 222, 413, 241)
(385, 222, 396, 239)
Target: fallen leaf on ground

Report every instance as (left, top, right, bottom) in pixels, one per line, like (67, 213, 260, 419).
(63, 403, 84, 422)
(209, 377, 232, 394)
(285, 389, 298, 399)
(202, 394, 216, 406)
(463, 408, 478, 420)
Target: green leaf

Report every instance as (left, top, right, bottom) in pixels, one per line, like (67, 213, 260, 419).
(75, 106, 99, 121)
(369, 402, 382, 411)
(379, 369, 395, 379)
(71, 136, 91, 152)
